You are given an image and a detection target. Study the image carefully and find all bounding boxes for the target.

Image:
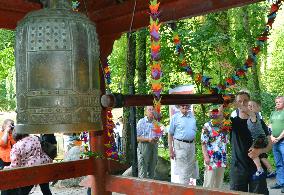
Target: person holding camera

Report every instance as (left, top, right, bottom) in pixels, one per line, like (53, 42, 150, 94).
(0, 119, 16, 169)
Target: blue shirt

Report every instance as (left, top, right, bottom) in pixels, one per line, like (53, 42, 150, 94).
(168, 111, 197, 141)
(137, 116, 155, 139)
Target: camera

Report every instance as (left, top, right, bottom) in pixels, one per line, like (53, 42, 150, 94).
(10, 125, 14, 130)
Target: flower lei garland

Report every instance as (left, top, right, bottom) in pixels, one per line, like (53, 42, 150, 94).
(173, 0, 282, 94)
(210, 103, 232, 133)
(149, 0, 163, 137)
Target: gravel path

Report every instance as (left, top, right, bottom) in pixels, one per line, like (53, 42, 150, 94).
(30, 186, 87, 195)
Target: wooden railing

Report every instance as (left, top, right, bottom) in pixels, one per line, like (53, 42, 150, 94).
(0, 158, 249, 195)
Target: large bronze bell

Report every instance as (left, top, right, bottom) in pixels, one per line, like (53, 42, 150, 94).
(15, 0, 102, 133)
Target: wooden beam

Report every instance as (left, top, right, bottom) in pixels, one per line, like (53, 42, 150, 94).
(99, 34, 121, 63)
(0, 0, 41, 29)
(95, 0, 263, 37)
(0, 158, 96, 190)
(105, 175, 247, 195)
(100, 93, 231, 108)
(0, 0, 41, 13)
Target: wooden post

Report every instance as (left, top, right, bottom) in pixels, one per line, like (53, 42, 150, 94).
(88, 54, 111, 195)
(90, 132, 110, 195)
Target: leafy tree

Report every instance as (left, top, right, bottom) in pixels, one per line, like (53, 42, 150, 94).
(0, 29, 15, 50)
(122, 32, 136, 163)
(0, 29, 16, 111)
(263, 26, 284, 96)
(108, 34, 127, 93)
(136, 28, 148, 120)
(106, 1, 279, 182)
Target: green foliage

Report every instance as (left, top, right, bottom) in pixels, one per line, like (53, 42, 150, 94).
(0, 39, 16, 111)
(107, 2, 282, 181)
(0, 29, 15, 50)
(108, 34, 128, 93)
(260, 91, 278, 121)
(263, 25, 284, 96)
(158, 147, 170, 161)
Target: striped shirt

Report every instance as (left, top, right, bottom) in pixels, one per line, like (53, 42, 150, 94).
(137, 116, 155, 139)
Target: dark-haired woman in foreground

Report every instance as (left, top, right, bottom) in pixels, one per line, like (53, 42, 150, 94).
(4, 130, 52, 195)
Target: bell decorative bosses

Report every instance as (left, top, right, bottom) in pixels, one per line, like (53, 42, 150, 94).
(15, 0, 102, 133)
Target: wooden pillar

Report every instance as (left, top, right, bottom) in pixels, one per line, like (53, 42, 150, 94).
(88, 45, 112, 194)
(90, 132, 110, 195)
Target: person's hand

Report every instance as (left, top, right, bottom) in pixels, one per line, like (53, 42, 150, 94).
(148, 137, 158, 144)
(3, 125, 11, 134)
(247, 110, 256, 117)
(169, 147, 175, 160)
(231, 102, 238, 109)
(204, 155, 210, 165)
(271, 135, 279, 144)
(248, 147, 261, 159)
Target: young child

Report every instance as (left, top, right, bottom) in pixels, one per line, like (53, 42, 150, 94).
(247, 100, 276, 178)
(201, 105, 228, 188)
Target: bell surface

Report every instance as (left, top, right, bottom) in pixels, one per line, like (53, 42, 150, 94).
(15, 0, 102, 134)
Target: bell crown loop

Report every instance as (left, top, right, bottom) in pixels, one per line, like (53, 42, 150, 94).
(41, 0, 72, 9)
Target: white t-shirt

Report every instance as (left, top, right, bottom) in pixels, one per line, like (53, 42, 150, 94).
(114, 123, 123, 137)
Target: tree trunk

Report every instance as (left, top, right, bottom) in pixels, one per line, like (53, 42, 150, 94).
(242, 7, 261, 100)
(136, 28, 147, 120)
(122, 32, 136, 164)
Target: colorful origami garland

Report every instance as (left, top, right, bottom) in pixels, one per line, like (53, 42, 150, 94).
(80, 61, 120, 161)
(213, 0, 283, 94)
(102, 61, 120, 160)
(173, 28, 232, 133)
(72, 0, 80, 12)
(149, 0, 163, 137)
(172, 1, 282, 133)
(208, 97, 232, 133)
(104, 108, 120, 160)
(173, 31, 212, 88)
(172, 0, 282, 95)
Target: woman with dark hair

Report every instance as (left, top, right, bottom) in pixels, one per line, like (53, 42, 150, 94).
(0, 119, 16, 169)
(4, 130, 53, 195)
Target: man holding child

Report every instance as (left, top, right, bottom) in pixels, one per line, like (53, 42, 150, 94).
(230, 91, 271, 194)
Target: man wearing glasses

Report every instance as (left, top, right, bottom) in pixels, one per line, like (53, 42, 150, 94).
(137, 106, 159, 179)
(168, 104, 197, 185)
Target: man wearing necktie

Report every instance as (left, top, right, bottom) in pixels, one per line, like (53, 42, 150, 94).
(168, 104, 197, 185)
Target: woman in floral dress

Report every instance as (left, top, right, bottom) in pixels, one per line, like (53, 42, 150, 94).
(201, 105, 228, 188)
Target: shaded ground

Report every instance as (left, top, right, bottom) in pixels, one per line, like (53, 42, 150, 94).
(31, 186, 87, 195)
(31, 186, 124, 195)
